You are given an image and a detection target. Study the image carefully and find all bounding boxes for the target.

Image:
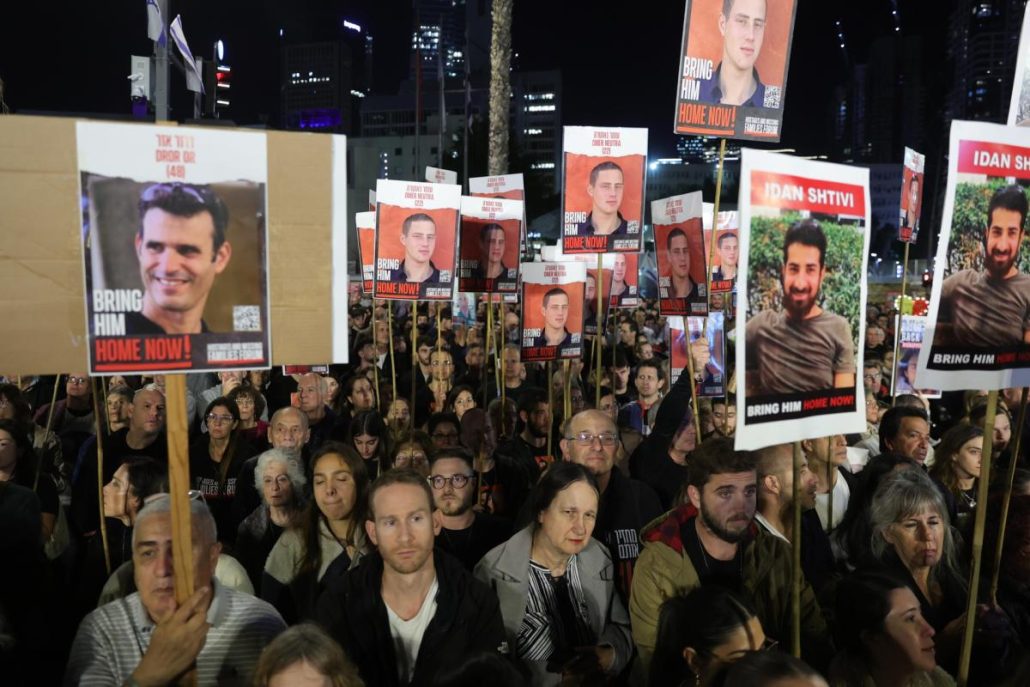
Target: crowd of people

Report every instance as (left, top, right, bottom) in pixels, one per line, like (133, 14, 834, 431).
(1, 292, 1029, 686)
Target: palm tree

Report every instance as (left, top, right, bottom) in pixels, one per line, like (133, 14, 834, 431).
(488, 0, 513, 175)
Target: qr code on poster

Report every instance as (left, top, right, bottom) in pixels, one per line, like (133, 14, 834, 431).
(764, 86, 781, 109)
(233, 306, 261, 332)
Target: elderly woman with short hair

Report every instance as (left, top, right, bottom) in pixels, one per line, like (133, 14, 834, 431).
(234, 448, 307, 592)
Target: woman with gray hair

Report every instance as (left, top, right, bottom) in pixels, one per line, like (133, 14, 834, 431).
(234, 448, 307, 593)
(865, 468, 1006, 676)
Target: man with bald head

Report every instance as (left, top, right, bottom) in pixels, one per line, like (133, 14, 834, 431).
(232, 406, 311, 525)
(755, 443, 833, 591)
(561, 409, 662, 603)
(71, 387, 169, 538)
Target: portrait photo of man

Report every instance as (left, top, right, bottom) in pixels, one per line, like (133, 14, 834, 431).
(611, 253, 630, 298)
(469, 223, 508, 280)
(665, 228, 702, 299)
(902, 174, 921, 233)
(532, 287, 574, 349)
(126, 182, 232, 335)
(712, 231, 739, 282)
(575, 162, 629, 237)
(936, 184, 1030, 347)
(700, 0, 770, 108)
(389, 212, 442, 284)
(746, 218, 856, 395)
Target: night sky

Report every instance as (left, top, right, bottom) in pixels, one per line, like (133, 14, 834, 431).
(1, 0, 948, 158)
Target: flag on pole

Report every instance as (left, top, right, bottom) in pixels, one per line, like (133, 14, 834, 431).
(145, 0, 165, 44)
(169, 15, 204, 93)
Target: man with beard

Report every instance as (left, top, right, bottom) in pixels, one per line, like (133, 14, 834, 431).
(629, 437, 831, 672)
(317, 470, 506, 686)
(429, 448, 510, 571)
(755, 443, 835, 592)
(937, 184, 1030, 347)
(561, 410, 662, 604)
(745, 218, 856, 396)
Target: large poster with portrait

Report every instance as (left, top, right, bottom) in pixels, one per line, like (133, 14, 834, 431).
(520, 262, 586, 363)
(898, 148, 925, 244)
(918, 121, 1030, 390)
(78, 122, 270, 375)
(374, 179, 461, 301)
(561, 126, 647, 254)
(653, 191, 708, 316)
(584, 265, 612, 336)
(673, 0, 799, 141)
(736, 149, 870, 450)
(458, 196, 523, 293)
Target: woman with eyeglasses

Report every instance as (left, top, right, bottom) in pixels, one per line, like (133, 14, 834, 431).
(649, 586, 770, 687)
(227, 384, 269, 450)
(830, 571, 953, 687)
(263, 442, 369, 623)
(234, 449, 307, 593)
(475, 462, 632, 685)
(347, 410, 390, 480)
(189, 396, 256, 547)
(390, 429, 434, 477)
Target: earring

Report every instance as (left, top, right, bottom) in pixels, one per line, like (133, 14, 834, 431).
(694, 671, 701, 687)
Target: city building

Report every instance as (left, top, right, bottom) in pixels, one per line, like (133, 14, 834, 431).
(510, 70, 563, 193)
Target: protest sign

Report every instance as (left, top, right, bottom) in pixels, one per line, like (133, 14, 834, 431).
(374, 179, 460, 301)
(653, 191, 708, 316)
(609, 252, 640, 308)
(356, 211, 375, 294)
(892, 315, 940, 399)
(426, 166, 458, 184)
(736, 149, 870, 450)
(520, 262, 586, 362)
(458, 196, 523, 293)
(670, 313, 726, 397)
(78, 122, 270, 374)
(561, 126, 646, 254)
(898, 148, 926, 243)
(673, 0, 798, 141)
(918, 121, 1030, 390)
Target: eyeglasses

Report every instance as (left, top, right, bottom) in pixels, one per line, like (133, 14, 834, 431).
(565, 431, 619, 447)
(234, 397, 255, 406)
(206, 413, 235, 424)
(429, 474, 473, 490)
(67, 376, 88, 384)
(395, 452, 427, 466)
(140, 182, 211, 205)
(143, 490, 206, 506)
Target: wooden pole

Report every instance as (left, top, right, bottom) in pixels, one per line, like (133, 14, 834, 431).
(91, 378, 111, 577)
(563, 360, 572, 430)
(487, 301, 497, 395)
(596, 255, 604, 408)
(388, 303, 398, 404)
(36, 374, 62, 492)
(890, 242, 911, 406)
(684, 322, 703, 442)
(827, 447, 834, 532)
(436, 306, 443, 352)
(164, 374, 195, 606)
(957, 390, 999, 686)
(702, 138, 727, 339)
(791, 441, 802, 659)
(546, 361, 554, 459)
(411, 307, 418, 431)
(990, 387, 1029, 605)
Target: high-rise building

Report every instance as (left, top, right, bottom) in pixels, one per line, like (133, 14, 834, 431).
(280, 20, 373, 135)
(410, 0, 490, 85)
(510, 70, 563, 193)
(946, 0, 1024, 122)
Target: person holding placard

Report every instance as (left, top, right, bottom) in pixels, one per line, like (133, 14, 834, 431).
(388, 213, 442, 284)
(936, 184, 1030, 347)
(745, 219, 856, 396)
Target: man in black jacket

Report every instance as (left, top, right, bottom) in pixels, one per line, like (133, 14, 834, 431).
(317, 469, 508, 686)
(561, 409, 663, 605)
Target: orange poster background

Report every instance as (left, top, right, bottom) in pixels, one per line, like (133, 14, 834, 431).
(900, 168, 923, 216)
(459, 217, 521, 266)
(686, 0, 794, 89)
(564, 153, 646, 222)
(587, 267, 613, 302)
(376, 203, 458, 272)
(656, 219, 707, 284)
(358, 227, 374, 290)
(471, 189, 524, 201)
(523, 282, 585, 335)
